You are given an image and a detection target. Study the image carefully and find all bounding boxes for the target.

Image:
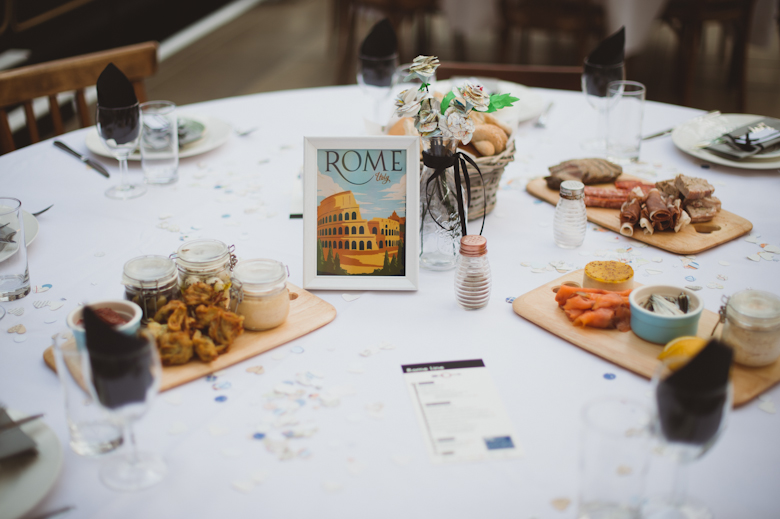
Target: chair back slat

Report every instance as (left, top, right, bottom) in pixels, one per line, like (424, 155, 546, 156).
(75, 90, 90, 128)
(0, 110, 13, 152)
(133, 81, 148, 104)
(23, 101, 40, 144)
(437, 62, 583, 91)
(48, 95, 65, 135)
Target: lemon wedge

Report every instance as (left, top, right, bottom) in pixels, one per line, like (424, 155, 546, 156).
(659, 336, 708, 362)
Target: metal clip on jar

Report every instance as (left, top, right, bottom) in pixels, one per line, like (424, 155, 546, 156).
(721, 289, 780, 367)
(553, 180, 587, 249)
(122, 255, 179, 321)
(173, 239, 235, 307)
(231, 259, 290, 331)
(455, 235, 491, 310)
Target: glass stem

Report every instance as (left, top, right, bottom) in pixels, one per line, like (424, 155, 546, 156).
(124, 421, 141, 466)
(597, 105, 607, 148)
(670, 460, 689, 507)
(118, 157, 128, 191)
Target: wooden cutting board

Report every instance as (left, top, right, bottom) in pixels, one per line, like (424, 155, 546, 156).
(526, 176, 752, 254)
(44, 283, 336, 392)
(512, 271, 780, 407)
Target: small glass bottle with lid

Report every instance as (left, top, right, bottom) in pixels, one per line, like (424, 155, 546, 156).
(454, 235, 491, 310)
(231, 259, 290, 331)
(122, 255, 180, 321)
(553, 180, 587, 249)
(173, 239, 236, 307)
(721, 289, 780, 367)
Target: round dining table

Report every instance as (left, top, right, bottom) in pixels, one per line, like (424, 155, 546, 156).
(1, 85, 779, 519)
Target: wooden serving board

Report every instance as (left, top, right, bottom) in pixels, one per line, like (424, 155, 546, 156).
(44, 283, 336, 392)
(526, 176, 752, 254)
(512, 271, 780, 407)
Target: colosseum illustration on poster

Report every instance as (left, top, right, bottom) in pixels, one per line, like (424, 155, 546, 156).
(316, 148, 407, 276)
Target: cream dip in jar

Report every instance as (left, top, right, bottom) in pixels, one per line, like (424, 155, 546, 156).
(231, 259, 290, 331)
(173, 239, 235, 307)
(721, 289, 780, 367)
(122, 255, 179, 321)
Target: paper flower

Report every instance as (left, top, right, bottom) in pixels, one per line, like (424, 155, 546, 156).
(440, 106, 474, 144)
(395, 88, 425, 117)
(458, 82, 490, 112)
(415, 98, 441, 134)
(409, 55, 440, 78)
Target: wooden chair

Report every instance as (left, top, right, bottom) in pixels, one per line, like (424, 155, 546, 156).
(437, 62, 583, 91)
(662, 0, 756, 111)
(0, 41, 158, 155)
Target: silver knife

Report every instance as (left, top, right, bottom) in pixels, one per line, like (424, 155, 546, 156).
(53, 141, 110, 178)
(642, 110, 720, 141)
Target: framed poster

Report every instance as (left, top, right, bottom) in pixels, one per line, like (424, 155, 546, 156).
(303, 136, 419, 291)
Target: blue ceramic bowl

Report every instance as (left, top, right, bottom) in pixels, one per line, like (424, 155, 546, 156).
(629, 285, 703, 345)
(66, 300, 143, 350)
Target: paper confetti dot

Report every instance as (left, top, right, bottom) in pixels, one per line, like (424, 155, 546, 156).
(717, 274, 728, 281)
(603, 373, 616, 380)
(214, 395, 228, 402)
(745, 236, 760, 244)
(246, 365, 265, 375)
(13, 335, 26, 343)
(685, 276, 696, 282)
(159, 213, 173, 219)
(8, 307, 23, 316)
(321, 481, 343, 493)
(206, 374, 217, 382)
(291, 345, 305, 354)
(94, 252, 105, 257)
(33, 284, 52, 293)
(652, 257, 663, 263)
(645, 269, 663, 275)
(758, 401, 776, 414)
(747, 254, 761, 262)
(550, 498, 571, 511)
(764, 245, 780, 254)
(616, 465, 633, 476)
(212, 381, 232, 390)
(707, 283, 724, 290)
(685, 285, 703, 291)
(48, 301, 64, 311)
(33, 300, 50, 309)
(759, 252, 774, 261)
(520, 262, 531, 267)
(7, 324, 26, 334)
(271, 351, 287, 360)
(253, 433, 266, 440)
(718, 261, 730, 266)
(342, 293, 361, 302)
(44, 317, 57, 324)
(758, 395, 772, 403)
(506, 297, 516, 303)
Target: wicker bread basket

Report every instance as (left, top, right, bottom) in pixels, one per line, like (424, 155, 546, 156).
(463, 138, 515, 220)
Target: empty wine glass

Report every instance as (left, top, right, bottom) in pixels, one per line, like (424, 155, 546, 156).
(357, 53, 398, 133)
(643, 355, 732, 519)
(84, 332, 166, 491)
(581, 60, 625, 152)
(97, 103, 146, 200)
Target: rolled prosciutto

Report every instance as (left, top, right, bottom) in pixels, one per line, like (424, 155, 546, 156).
(645, 189, 671, 223)
(619, 198, 641, 236)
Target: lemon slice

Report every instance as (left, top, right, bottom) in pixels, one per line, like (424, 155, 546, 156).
(659, 336, 708, 361)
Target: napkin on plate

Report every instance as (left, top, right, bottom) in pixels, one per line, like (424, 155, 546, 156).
(0, 408, 37, 460)
(96, 63, 138, 108)
(587, 26, 625, 66)
(84, 306, 153, 410)
(704, 117, 780, 160)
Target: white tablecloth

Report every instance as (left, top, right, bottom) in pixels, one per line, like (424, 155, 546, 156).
(2, 86, 779, 519)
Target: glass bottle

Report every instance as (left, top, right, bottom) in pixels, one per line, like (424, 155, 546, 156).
(122, 255, 179, 321)
(721, 290, 780, 367)
(231, 259, 290, 331)
(173, 239, 236, 307)
(420, 135, 466, 271)
(553, 180, 587, 248)
(455, 235, 491, 310)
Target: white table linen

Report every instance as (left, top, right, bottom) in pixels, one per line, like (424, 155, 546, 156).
(1, 86, 779, 519)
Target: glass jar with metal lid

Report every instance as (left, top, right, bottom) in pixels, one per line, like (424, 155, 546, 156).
(173, 239, 236, 307)
(231, 259, 290, 331)
(721, 289, 780, 367)
(122, 255, 179, 321)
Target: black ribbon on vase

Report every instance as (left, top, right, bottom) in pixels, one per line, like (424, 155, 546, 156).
(422, 149, 486, 238)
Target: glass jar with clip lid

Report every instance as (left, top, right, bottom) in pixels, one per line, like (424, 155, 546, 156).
(172, 239, 237, 308)
(230, 259, 290, 331)
(122, 255, 179, 321)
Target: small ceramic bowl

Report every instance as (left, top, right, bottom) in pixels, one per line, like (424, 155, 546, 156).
(629, 285, 704, 345)
(66, 300, 143, 350)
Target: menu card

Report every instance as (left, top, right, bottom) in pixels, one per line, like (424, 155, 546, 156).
(403, 359, 522, 463)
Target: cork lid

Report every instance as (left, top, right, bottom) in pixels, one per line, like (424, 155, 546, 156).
(460, 235, 487, 257)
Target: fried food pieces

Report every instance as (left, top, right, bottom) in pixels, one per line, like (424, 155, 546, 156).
(152, 283, 244, 365)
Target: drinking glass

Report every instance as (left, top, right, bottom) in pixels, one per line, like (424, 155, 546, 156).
(84, 333, 166, 491)
(97, 103, 146, 200)
(140, 101, 178, 185)
(642, 356, 732, 519)
(0, 197, 30, 301)
(357, 53, 398, 133)
(581, 60, 625, 152)
(606, 81, 646, 164)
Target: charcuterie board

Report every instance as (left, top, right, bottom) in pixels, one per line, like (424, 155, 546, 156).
(43, 283, 336, 392)
(526, 176, 752, 254)
(512, 270, 780, 407)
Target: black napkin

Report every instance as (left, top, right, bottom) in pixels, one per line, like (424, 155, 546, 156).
(587, 26, 625, 65)
(96, 63, 138, 108)
(705, 117, 780, 160)
(656, 339, 733, 445)
(360, 18, 397, 59)
(0, 408, 37, 461)
(84, 306, 152, 410)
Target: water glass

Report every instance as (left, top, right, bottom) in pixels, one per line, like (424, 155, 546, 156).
(606, 81, 646, 164)
(52, 333, 123, 456)
(140, 101, 179, 185)
(0, 198, 30, 301)
(578, 397, 651, 519)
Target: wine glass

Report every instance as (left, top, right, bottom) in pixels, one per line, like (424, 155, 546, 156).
(96, 103, 146, 200)
(581, 60, 625, 153)
(84, 333, 166, 491)
(643, 355, 732, 519)
(357, 53, 398, 133)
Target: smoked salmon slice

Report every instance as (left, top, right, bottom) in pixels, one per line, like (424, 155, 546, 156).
(556, 285, 633, 332)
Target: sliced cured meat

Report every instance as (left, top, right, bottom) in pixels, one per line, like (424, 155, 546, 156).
(585, 197, 626, 209)
(619, 197, 641, 236)
(646, 189, 671, 222)
(615, 180, 655, 194)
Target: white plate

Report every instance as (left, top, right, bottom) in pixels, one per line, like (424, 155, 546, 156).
(85, 114, 232, 161)
(0, 410, 63, 519)
(671, 113, 780, 170)
(0, 211, 38, 263)
(434, 79, 547, 127)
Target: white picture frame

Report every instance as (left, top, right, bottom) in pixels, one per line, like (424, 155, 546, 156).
(303, 136, 419, 291)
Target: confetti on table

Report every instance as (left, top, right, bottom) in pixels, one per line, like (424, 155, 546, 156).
(603, 373, 616, 380)
(94, 251, 106, 257)
(215, 395, 228, 403)
(33, 300, 50, 309)
(634, 258, 650, 266)
(758, 401, 776, 414)
(342, 293, 361, 302)
(246, 365, 265, 375)
(764, 245, 780, 254)
(758, 395, 772, 402)
(747, 254, 761, 262)
(652, 257, 663, 263)
(206, 374, 217, 382)
(253, 432, 266, 440)
(520, 262, 531, 267)
(7, 324, 25, 334)
(616, 465, 633, 476)
(685, 285, 703, 291)
(44, 317, 57, 324)
(718, 260, 730, 266)
(717, 274, 728, 281)
(645, 269, 663, 275)
(685, 276, 696, 282)
(212, 381, 232, 390)
(271, 351, 287, 360)
(759, 252, 775, 261)
(707, 283, 724, 290)
(49, 301, 64, 311)
(159, 213, 173, 219)
(506, 297, 516, 303)
(7, 307, 23, 316)
(745, 235, 760, 243)
(379, 341, 395, 350)
(291, 345, 305, 354)
(13, 335, 26, 343)
(33, 284, 52, 293)
(551, 498, 571, 511)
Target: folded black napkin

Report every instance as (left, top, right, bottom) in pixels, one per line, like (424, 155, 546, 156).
(360, 18, 397, 59)
(705, 117, 780, 160)
(0, 408, 37, 461)
(656, 339, 733, 445)
(84, 306, 152, 410)
(587, 26, 625, 66)
(96, 63, 138, 108)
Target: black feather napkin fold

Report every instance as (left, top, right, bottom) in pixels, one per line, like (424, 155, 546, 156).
(358, 19, 398, 88)
(83, 306, 152, 410)
(587, 26, 625, 66)
(96, 63, 138, 108)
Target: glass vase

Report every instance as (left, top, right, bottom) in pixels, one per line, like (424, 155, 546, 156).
(420, 136, 466, 271)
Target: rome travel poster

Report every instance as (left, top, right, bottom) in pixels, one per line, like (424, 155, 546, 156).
(316, 148, 407, 277)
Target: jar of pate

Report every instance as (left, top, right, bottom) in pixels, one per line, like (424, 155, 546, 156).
(122, 255, 179, 321)
(721, 289, 780, 367)
(173, 239, 236, 307)
(231, 259, 290, 331)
